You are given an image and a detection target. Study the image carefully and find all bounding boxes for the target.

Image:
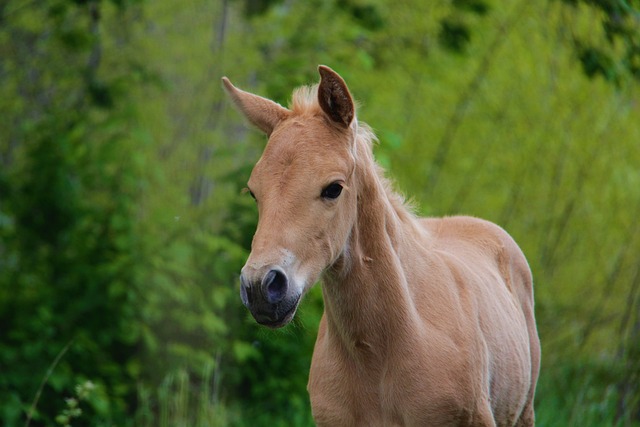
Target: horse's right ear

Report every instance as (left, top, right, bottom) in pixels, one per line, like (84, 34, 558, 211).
(317, 65, 354, 128)
(222, 77, 289, 136)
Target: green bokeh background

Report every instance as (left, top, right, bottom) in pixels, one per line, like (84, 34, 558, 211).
(1, 0, 639, 425)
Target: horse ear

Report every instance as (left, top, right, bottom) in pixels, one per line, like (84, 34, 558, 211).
(222, 77, 289, 135)
(317, 65, 354, 128)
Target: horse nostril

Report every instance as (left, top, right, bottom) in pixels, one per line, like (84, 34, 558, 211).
(262, 268, 288, 304)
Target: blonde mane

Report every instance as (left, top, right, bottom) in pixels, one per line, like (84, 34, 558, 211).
(290, 84, 322, 115)
(354, 113, 416, 221)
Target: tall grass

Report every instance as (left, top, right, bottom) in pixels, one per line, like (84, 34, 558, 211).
(134, 368, 315, 427)
(136, 364, 639, 427)
(135, 365, 239, 427)
(28, 343, 639, 426)
(535, 360, 640, 427)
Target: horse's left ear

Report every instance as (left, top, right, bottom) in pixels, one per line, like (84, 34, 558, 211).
(318, 65, 354, 128)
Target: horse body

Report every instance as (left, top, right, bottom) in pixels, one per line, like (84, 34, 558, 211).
(311, 216, 536, 426)
(222, 66, 540, 426)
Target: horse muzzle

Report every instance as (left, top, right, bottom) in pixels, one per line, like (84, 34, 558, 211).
(239, 265, 301, 328)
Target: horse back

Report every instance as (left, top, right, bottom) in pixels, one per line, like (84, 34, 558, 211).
(419, 215, 533, 310)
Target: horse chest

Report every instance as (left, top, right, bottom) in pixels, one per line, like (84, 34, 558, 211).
(309, 332, 472, 426)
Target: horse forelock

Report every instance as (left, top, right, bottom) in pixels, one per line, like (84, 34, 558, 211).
(290, 84, 322, 115)
(290, 83, 362, 120)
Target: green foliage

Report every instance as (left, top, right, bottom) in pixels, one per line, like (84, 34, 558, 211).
(559, 0, 640, 83)
(55, 381, 96, 427)
(2, 0, 640, 425)
(0, 0, 147, 425)
(439, 0, 490, 53)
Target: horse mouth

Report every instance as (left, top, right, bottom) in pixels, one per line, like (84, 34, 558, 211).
(255, 296, 301, 329)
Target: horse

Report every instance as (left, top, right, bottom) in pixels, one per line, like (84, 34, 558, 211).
(222, 66, 540, 426)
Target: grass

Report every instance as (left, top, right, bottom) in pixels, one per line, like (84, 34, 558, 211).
(535, 360, 640, 427)
(135, 367, 237, 427)
(26, 347, 640, 426)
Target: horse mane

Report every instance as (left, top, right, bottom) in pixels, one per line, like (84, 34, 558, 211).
(355, 124, 417, 219)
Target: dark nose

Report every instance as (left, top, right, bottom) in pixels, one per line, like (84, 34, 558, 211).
(262, 268, 288, 304)
(239, 267, 289, 307)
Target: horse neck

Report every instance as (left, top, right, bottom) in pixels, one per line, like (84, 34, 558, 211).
(321, 131, 423, 358)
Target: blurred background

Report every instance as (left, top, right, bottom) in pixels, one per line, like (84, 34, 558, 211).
(1, 0, 639, 425)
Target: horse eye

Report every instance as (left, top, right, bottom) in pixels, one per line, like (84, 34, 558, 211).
(321, 182, 343, 200)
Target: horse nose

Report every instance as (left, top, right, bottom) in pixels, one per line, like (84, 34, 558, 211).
(239, 267, 289, 306)
(262, 267, 288, 304)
